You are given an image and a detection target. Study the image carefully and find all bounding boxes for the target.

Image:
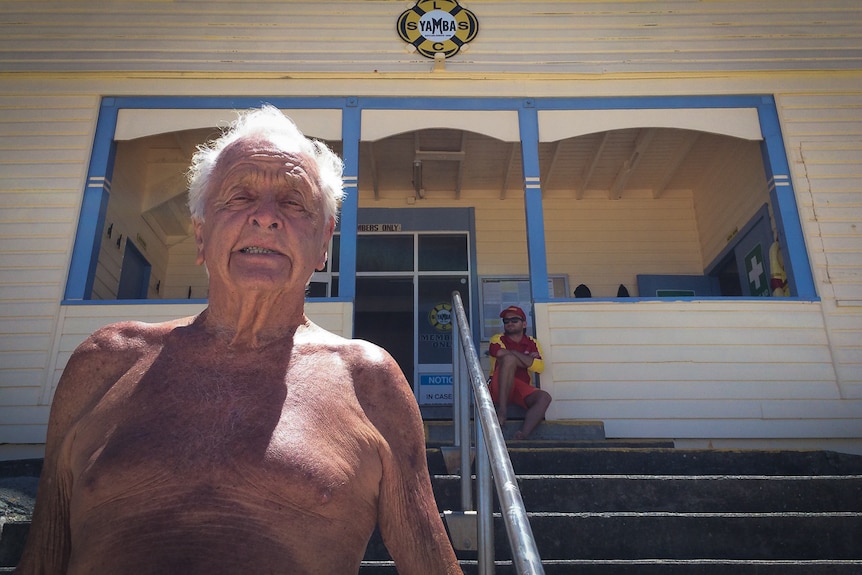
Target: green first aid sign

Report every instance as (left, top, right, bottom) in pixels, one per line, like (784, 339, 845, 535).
(745, 243, 770, 297)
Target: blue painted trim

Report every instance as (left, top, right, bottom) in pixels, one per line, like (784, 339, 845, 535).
(61, 297, 353, 306)
(102, 95, 350, 110)
(757, 97, 816, 298)
(351, 97, 520, 110)
(93, 94, 774, 115)
(303, 94, 768, 111)
(518, 103, 550, 301)
(64, 99, 118, 300)
(534, 94, 767, 110)
(339, 104, 361, 303)
(534, 296, 819, 304)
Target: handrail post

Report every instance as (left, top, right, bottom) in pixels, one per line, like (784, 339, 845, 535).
(452, 307, 472, 510)
(476, 415, 495, 575)
(452, 318, 461, 449)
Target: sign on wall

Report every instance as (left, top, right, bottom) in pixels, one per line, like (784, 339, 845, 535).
(478, 276, 568, 341)
(397, 0, 479, 59)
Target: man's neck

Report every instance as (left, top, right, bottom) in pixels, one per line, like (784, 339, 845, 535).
(201, 288, 308, 349)
(506, 331, 525, 343)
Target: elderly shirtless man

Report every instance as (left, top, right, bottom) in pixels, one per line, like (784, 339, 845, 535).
(15, 106, 462, 575)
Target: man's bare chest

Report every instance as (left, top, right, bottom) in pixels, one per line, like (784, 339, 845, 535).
(67, 346, 383, 517)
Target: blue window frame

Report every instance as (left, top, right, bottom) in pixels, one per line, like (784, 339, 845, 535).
(63, 95, 816, 305)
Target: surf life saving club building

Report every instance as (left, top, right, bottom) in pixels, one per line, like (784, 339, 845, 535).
(1, 0, 861, 458)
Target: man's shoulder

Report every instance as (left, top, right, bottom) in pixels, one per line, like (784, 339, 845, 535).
(52, 317, 196, 430)
(298, 323, 393, 368)
(344, 338, 397, 370)
(82, 316, 195, 354)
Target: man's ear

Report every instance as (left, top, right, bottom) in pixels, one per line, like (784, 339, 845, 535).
(316, 216, 335, 271)
(193, 218, 206, 266)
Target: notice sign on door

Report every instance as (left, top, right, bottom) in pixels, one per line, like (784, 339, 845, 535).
(419, 373, 453, 405)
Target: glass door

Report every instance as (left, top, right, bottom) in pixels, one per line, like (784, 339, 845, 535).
(416, 275, 469, 406)
(351, 229, 471, 405)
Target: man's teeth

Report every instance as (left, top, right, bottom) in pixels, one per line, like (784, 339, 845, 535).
(241, 247, 276, 254)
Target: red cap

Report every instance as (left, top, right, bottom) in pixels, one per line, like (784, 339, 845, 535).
(499, 306, 526, 321)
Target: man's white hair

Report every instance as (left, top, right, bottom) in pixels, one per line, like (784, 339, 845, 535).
(187, 105, 345, 223)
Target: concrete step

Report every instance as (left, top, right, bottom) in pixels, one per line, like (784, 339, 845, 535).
(400, 447, 862, 574)
(501, 447, 862, 476)
(424, 418, 607, 444)
(360, 559, 862, 574)
(431, 474, 862, 513)
(427, 446, 862, 476)
(361, 512, 862, 562)
(425, 442, 680, 475)
(0, 521, 27, 570)
(503, 512, 862, 561)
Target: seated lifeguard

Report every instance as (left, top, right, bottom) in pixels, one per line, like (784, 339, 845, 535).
(488, 306, 553, 440)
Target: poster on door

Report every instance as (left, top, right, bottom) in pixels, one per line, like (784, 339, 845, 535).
(419, 301, 454, 364)
(419, 276, 468, 364)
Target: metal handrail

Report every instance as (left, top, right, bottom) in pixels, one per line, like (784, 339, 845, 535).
(450, 291, 545, 575)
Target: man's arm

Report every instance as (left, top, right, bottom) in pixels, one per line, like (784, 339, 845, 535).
(352, 343, 462, 575)
(526, 337, 545, 374)
(490, 334, 543, 373)
(15, 324, 146, 574)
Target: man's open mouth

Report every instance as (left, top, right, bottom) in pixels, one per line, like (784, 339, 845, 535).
(240, 246, 278, 254)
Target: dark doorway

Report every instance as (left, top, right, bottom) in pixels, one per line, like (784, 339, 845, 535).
(354, 276, 415, 386)
(117, 241, 151, 299)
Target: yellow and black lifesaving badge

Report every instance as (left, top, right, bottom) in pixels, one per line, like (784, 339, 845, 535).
(397, 0, 478, 59)
(428, 302, 453, 332)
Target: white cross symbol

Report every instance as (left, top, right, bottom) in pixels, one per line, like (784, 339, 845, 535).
(749, 255, 764, 289)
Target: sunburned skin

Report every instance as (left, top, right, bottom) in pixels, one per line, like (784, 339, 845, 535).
(18, 316, 461, 575)
(15, 127, 462, 575)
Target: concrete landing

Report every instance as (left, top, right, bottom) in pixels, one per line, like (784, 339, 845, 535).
(424, 419, 607, 444)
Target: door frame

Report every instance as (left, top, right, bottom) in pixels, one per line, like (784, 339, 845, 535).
(348, 208, 479, 409)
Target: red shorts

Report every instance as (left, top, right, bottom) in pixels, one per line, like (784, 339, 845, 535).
(488, 371, 540, 409)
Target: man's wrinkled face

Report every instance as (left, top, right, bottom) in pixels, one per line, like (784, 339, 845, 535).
(193, 136, 334, 296)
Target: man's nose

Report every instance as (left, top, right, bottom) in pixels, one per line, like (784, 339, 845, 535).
(250, 198, 280, 229)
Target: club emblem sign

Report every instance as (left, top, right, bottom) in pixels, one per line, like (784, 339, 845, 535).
(397, 0, 478, 59)
(428, 302, 453, 332)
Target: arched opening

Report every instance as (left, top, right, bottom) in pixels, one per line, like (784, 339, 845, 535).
(538, 128, 774, 298)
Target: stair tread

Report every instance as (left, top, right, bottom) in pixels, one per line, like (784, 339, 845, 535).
(360, 559, 862, 575)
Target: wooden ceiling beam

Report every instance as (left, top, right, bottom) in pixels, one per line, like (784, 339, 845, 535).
(652, 131, 700, 199)
(500, 142, 518, 200)
(610, 128, 656, 200)
(365, 141, 380, 200)
(541, 140, 562, 192)
(454, 131, 466, 199)
(579, 131, 611, 199)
